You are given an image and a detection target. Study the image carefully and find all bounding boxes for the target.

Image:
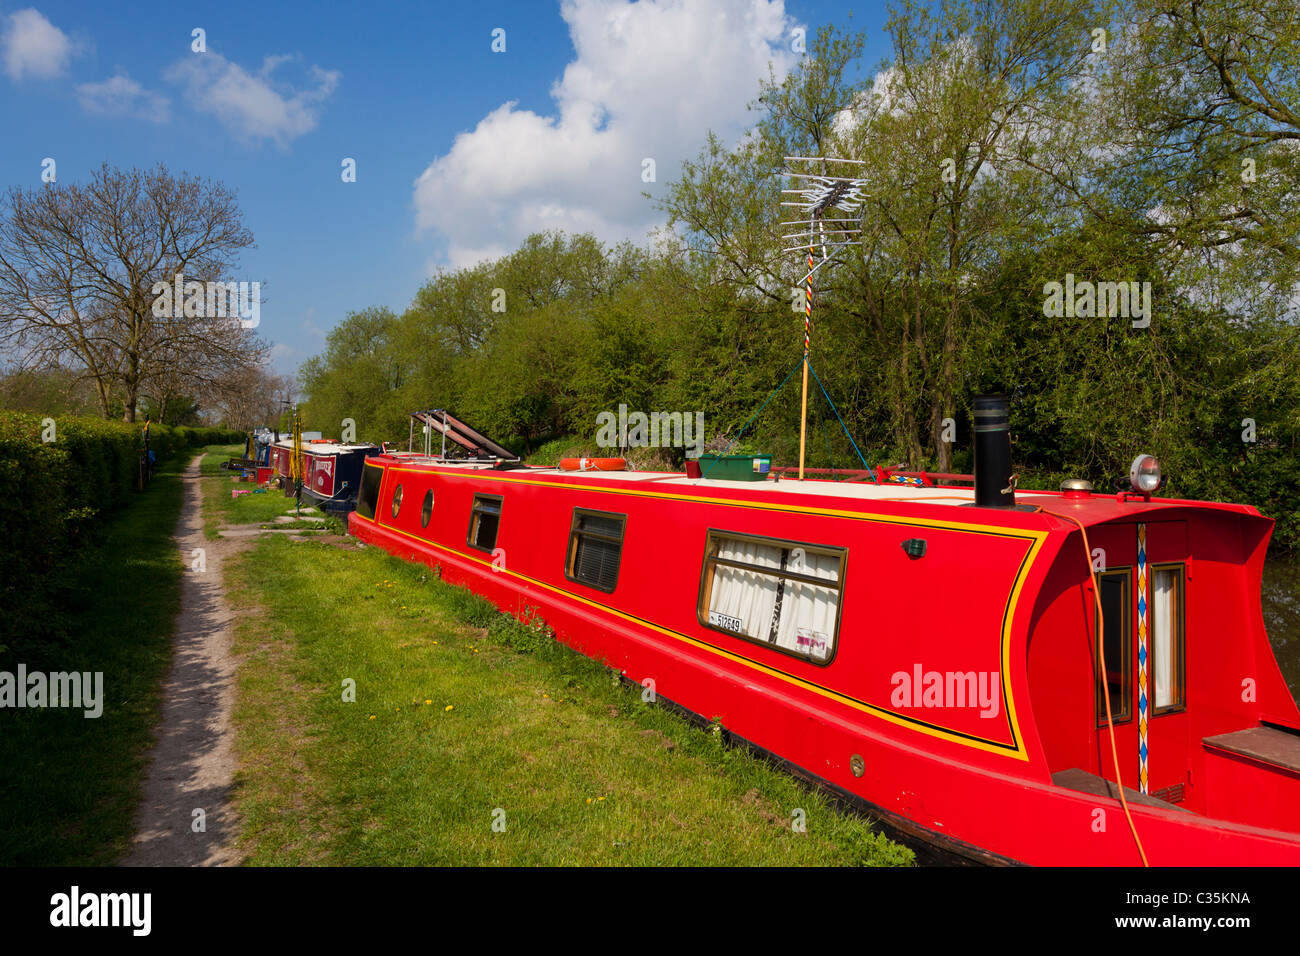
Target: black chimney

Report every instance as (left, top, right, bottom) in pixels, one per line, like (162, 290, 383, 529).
(973, 394, 1015, 508)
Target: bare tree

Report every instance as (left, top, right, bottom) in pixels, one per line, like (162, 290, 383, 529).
(0, 162, 264, 421)
(206, 363, 293, 431)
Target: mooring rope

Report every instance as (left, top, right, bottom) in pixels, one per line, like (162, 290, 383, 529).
(806, 361, 875, 481)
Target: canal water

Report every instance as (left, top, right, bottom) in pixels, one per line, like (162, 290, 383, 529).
(1263, 555, 1300, 702)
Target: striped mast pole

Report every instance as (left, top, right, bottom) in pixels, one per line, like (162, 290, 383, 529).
(800, 219, 813, 480)
(781, 158, 867, 480)
(1137, 523, 1150, 793)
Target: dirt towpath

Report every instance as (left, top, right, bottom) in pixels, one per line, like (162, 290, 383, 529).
(123, 453, 243, 866)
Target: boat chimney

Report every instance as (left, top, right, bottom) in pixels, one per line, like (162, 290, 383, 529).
(973, 394, 1015, 509)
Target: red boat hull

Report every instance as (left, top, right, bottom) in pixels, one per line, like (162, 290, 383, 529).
(350, 456, 1300, 865)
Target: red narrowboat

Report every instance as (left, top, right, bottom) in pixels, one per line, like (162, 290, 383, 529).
(270, 438, 381, 507)
(347, 403, 1300, 865)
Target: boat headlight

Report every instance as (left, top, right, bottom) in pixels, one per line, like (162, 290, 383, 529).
(1129, 454, 1162, 494)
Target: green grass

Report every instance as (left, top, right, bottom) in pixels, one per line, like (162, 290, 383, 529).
(200, 444, 306, 539)
(0, 451, 192, 865)
(226, 533, 914, 866)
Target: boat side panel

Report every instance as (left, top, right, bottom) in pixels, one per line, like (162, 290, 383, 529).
(371, 464, 1050, 756)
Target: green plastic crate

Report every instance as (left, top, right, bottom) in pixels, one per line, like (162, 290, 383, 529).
(698, 454, 772, 481)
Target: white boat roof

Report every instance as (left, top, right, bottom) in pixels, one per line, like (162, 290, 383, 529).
(374, 455, 1237, 522)
(273, 439, 378, 455)
(378, 455, 993, 507)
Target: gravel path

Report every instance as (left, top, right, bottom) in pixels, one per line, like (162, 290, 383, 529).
(122, 453, 243, 867)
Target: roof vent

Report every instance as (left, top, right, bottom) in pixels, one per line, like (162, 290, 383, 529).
(1060, 478, 1093, 499)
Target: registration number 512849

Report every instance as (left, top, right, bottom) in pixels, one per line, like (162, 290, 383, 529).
(708, 611, 745, 633)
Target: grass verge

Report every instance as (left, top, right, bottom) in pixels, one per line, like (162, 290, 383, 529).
(226, 532, 914, 866)
(0, 451, 191, 865)
(200, 444, 309, 539)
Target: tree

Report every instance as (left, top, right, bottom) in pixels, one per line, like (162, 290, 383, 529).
(0, 162, 264, 421)
(0, 364, 100, 416)
(1009, 0, 1300, 447)
(298, 307, 412, 441)
(206, 363, 293, 431)
(661, 7, 1107, 469)
(1093, 0, 1300, 293)
(841, 0, 1107, 469)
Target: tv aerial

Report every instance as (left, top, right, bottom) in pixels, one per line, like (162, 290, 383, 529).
(779, 156, 868, 480)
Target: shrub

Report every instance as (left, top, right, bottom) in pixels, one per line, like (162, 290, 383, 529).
(0, 412, 243, 650)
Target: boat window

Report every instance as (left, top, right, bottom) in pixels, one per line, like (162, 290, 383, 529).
(1095, 569, 1132, 725)
(565, 510, 626, 592)
(356, 463, 382, 520)
(421, 489, 434, 529)
(697, 531, 845, 665)
(468, 495, 502, 552)
(1151, 564, 1185, 714)
(391, 484, 403, 519)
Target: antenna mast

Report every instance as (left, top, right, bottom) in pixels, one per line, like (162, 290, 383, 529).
(780, 157, 867, 480)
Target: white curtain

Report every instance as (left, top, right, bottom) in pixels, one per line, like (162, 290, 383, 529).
(1152, 569, 1178, 708)
(708, 537, 840, 660)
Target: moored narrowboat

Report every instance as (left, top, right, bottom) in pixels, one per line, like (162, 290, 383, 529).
(271, 437, 381, 508)
(347, 400, 1300, 865)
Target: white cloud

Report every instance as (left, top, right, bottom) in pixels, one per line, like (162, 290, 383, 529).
(1, 8, 76, 80)
(269, 342, 300, 370)
(413, 0, 801, 268)
(301, 307, 325, 340)
(164, 52, 339, 147)
(76, 71, 169, 122)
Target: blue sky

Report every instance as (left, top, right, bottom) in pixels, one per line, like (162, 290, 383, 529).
(0, 1, 892, 380)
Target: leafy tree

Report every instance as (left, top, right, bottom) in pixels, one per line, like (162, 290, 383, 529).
(299, 307, 410, 441)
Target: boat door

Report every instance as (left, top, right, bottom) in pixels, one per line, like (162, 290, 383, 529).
(1088, 520, 1191, 806)
(315, 456, 335, 496)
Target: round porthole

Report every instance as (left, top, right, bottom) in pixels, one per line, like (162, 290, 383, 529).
(391, 484, 403, 519)
(420, 489, 434, 528)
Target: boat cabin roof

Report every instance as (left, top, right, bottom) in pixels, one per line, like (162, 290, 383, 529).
(273, 439, 377, 455)
(371, 454, 1261, 528)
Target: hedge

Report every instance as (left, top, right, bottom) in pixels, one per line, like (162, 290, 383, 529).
(0, 412, 244, 649)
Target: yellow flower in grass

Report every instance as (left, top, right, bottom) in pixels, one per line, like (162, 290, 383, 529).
(444, 704, 454, 712)
(424, 699, 432, 705)
(368, 715, 376, 720)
